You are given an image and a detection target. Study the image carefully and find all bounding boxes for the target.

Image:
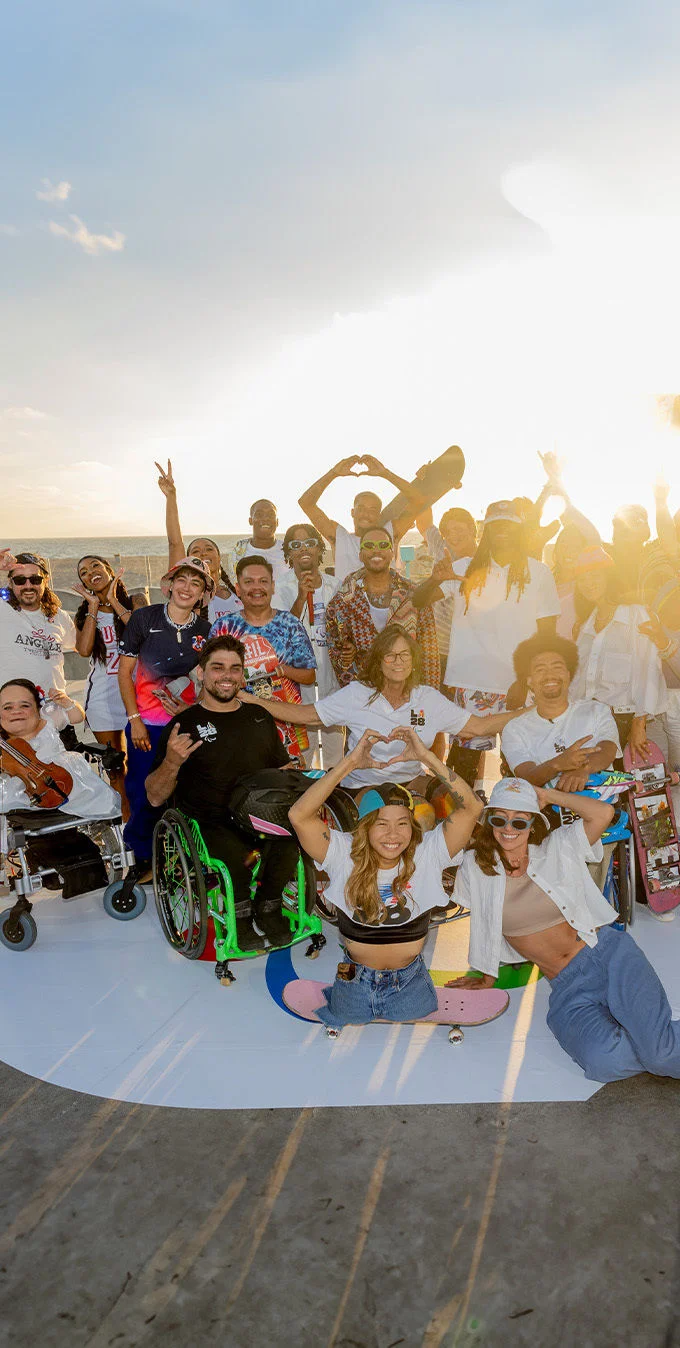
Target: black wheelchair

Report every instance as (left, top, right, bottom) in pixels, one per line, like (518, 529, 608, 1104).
(151, 772, 358, 984)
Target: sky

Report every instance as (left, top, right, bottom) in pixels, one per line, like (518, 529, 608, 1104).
(2, 0, 680, 538)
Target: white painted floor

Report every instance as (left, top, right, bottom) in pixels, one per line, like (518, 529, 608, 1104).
(2, 887, 678, 1110)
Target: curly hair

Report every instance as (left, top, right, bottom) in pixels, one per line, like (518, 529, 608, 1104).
(461, 527, 530, 613)
(345, 809, 423, 925)
(512, 632, 579, 682)
(361, 625, 422, 704)
(74, 556, 133, 665)
(470, 815, 549, 877)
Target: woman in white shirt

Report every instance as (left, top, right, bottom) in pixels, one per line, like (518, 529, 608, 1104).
(240, 625, 528, 793)
(570, 546, 667, 763)
(288, 728, 482, 1027)
(448, 777, 680, 1082)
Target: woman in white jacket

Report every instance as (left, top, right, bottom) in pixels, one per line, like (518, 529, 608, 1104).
(570, 546, 667, 763)
(448, 777, 680, 1083)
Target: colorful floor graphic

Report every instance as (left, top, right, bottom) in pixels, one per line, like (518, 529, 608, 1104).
(2, 893, 679, 1110)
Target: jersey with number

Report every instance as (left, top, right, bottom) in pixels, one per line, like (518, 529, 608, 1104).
(83, 612, 128, 732)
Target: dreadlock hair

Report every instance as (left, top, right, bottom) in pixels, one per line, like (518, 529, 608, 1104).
(362, 625, 422, 704)
(187, 538, 237, 596)
(470, 813, 549, 877)
(74, 556, 133, 665)
(346, 809, 423, 926)
(460, 526, 530, 613)
(8, 554, 60, 621)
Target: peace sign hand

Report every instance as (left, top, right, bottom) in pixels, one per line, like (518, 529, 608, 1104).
(155, 459, 176, 497)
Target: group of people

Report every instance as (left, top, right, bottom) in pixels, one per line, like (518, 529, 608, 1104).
(2, 445, 680, 1084)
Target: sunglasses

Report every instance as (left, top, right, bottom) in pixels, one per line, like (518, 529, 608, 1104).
(12, 574, 44, 587)
(487, 813, 532, 831)
(288, 539, 318, 551)
(360, 540, 391, 551)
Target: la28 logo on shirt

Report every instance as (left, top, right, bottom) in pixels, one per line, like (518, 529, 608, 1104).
(410, 709, 425, 727)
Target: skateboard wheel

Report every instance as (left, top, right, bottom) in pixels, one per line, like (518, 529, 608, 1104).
(448, 1027, 464, 1044)
(325, 1027, 341, 1040)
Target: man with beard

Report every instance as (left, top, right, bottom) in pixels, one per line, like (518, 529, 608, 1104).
(0, 549, 77, 696)
(146, 635, 298, 950)
(298, 454, 422, 585)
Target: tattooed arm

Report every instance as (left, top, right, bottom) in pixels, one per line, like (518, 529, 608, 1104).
(383, 725, 484, 858)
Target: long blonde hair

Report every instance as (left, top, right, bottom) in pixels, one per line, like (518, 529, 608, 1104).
(346, 810, 423, 925)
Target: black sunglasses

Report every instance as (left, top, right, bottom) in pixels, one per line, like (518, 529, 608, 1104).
(487, 813, 532, 831)
(12, 574, 44, 587)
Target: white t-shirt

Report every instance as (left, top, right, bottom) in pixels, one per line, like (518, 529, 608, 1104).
(501, 699, 621, 774)
(441, 557, 561, 693)
(367, 602, 390, 633)
(227, 539, 288, 589)
(0, 720, 119, 819)
(273, 573, 339, 700)
(315, 681, 469, 787)
(208, 592, 242, 625)
(315, 825, 459, 925)
(334, 523, 395, 587)
(0, 600, 76, 694)
(571, 605, 667, 716)
(83, 612, 127, 732)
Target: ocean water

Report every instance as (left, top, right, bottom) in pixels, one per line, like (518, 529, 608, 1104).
(6, 536, 243, 560)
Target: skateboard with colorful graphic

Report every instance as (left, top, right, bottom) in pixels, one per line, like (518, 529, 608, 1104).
(623, 740, 680, 916)
(380, 444, 465, 526)
(282, 978, 509, 1042)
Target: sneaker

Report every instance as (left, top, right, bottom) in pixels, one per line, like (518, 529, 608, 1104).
(255, 906, 293, 946)
(234, 917, 266, 952)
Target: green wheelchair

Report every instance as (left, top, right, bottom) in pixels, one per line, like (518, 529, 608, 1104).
(152, 808, 327, 984)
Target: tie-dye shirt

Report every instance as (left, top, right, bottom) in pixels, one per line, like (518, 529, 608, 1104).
(209, 609, 316, 757)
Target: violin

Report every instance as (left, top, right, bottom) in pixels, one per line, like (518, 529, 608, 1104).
(0, 735, 73, 809)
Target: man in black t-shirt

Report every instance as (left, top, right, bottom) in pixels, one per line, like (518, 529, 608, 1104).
(146, 634, 299, 950)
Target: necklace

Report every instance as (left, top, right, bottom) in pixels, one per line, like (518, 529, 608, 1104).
(164, 604, 198, 645)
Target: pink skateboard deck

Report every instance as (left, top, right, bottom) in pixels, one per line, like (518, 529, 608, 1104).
(623, 740, 680, 915)
(282, 979, 509, 1027)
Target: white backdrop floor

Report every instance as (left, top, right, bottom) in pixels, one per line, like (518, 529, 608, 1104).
(2, 892, 679, 1110)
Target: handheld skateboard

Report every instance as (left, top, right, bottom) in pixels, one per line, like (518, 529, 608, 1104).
(623, 740, 680, 917)
(282, 978, 509, 1042)
(380, 444, 465, 527)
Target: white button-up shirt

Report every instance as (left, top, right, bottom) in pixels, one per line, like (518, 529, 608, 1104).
(453, 819, 616, 978)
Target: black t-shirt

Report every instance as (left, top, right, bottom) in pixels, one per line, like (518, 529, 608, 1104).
(153, 701, 289, 825)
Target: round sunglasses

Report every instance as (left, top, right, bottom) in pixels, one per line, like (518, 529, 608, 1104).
(487, 813, 533, 831)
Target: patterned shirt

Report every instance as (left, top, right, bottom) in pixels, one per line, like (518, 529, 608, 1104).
(209, 609, 316, 756)
(325, 568, 440, 689)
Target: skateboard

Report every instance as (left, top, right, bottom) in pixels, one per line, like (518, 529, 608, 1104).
(282, 978, 509, 1042)
(380, 444, 465, 527)
(623, 740, 680, 916)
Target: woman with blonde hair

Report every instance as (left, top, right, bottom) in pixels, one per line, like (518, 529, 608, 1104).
(288, 726, 482, 1027)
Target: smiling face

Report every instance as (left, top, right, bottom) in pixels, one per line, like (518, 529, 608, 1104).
(489, 809, 533, 859)
(168, 568, 207, 611)
(197, 649, 244, 704)
(367, 804, 413, 863)
(381, 634, 413, 685)
(77, 556, 113, 596)
(485, 519, 522, 553)
(352, 492, 382, 533)
(527, 651, 571, 711)
(9, 564, 46, 611)
(236, 563, 274, 614)
(250, 500, 278, 544)
(286, 526, 322, 579)
(188, 539, 221, 581)
(439, 513, 477, 559)
(359, 528, 393, 575)
(0, 685, 42, 738)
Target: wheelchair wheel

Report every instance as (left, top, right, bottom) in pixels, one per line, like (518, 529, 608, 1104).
(103, 880, 147, 922)
(152, 810, 208, 959)
(0, 907, 37, 952)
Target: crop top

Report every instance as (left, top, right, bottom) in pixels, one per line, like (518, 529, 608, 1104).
(502, 871, 564, 938)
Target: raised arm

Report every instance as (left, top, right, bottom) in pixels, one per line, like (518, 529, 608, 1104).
(298, 456, 364, 544)
(654, 476, 679, 560)
(535, 784, 614, 844)
(382, 725, 483, 857)
(156, 459, 185, 570)
(288, 730, 382, 862)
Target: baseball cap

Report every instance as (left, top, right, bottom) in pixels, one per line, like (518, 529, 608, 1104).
(572, 545, 614, 578)
(161, 556, 215, 597)
(483, 501, 523, 526)
(485, 777, 550, 827)
(357, 783, 415, 820)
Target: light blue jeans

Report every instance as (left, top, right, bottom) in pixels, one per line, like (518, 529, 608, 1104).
(547, 926, 680, 1082)
(315, 953, 438, 1028)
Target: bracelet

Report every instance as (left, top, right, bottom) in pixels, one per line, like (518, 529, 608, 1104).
(128, 713, 142, 721)
(85, 611, 97, 621)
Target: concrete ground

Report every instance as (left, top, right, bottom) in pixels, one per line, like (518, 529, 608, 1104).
(1, 1060, 679, 1347)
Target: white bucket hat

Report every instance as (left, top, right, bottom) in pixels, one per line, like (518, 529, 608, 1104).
(485, 778, 551, 828)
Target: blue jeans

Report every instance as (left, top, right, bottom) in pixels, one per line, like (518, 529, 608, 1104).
(547, 926, 680, 1082)
(316, 953, 438, 1028)
(123, 722, 166, 865)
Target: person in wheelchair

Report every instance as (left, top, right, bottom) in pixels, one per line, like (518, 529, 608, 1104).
(145, 635, 300, 951)
(0, 679, 121, 896)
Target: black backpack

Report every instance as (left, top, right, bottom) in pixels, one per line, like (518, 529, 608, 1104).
(228, 768, 312, 837)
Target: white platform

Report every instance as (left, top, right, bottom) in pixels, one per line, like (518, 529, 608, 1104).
(1, 890, 678, 1110)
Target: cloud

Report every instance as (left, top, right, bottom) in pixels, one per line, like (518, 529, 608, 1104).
(0, 224, 19, 236)
(36, 178, 71, 202)
(2, 406, 49, 420)
(49, 215, 125, 256)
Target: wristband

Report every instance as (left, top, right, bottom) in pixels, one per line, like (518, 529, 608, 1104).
(128, 713, 142, 721)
